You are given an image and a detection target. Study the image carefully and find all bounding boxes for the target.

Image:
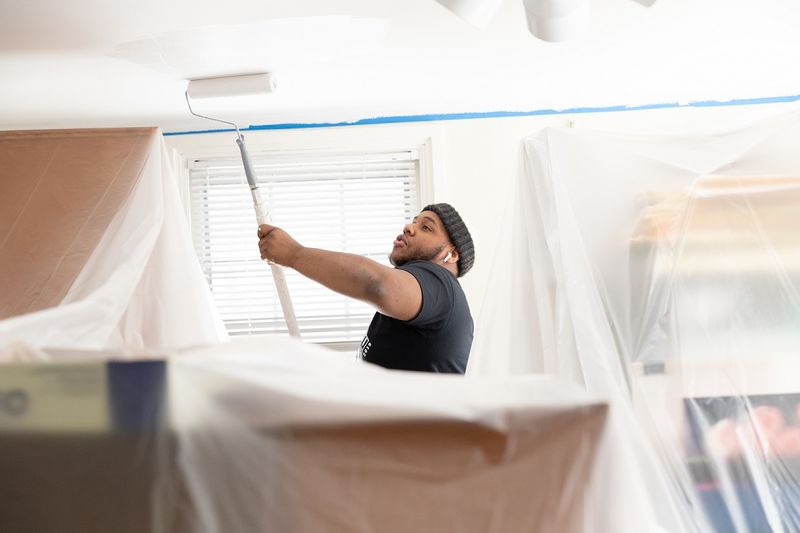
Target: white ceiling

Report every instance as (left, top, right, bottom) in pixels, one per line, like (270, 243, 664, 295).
(2, 0, 800, 133)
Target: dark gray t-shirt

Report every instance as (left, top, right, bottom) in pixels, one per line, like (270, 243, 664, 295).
(358, 260, 473, 374)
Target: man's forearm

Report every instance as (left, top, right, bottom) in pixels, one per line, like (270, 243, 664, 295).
(288, 247, 390, 306)
(258, 223, 421, 319)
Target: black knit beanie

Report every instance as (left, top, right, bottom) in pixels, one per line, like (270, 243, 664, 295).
(422, 203, 475, 277)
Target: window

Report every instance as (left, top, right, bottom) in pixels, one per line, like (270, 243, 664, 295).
(189, 148, 421, 344)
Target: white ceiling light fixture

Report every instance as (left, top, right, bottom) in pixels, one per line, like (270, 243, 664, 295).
(434, 0, 657, 41)
(434, 0, 507, 29)
(521, 0, 590, 42)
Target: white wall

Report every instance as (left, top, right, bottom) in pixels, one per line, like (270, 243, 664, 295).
(165, 100, 800, 328)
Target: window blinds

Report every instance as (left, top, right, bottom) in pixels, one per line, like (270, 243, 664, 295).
(189, 149, 420, 343)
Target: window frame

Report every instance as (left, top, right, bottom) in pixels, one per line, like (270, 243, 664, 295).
(167, 130, 438, 349)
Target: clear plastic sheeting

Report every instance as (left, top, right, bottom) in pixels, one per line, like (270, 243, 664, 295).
(471, 110, 800, 531)
(0, 128, 227, 354)
(169, 338, 615, 533)
(0, 337, 654, 533)
(0, 126, 659, 532)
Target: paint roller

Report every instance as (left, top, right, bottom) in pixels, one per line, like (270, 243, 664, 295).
(185, 73, 301, 338)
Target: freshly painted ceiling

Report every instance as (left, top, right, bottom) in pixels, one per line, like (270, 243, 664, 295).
(1, 0, 799, 133)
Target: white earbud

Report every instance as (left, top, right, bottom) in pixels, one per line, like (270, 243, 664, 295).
(443, 250, 453, 263)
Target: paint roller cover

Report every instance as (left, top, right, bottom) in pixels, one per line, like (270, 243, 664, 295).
(186, 73, 277, 99)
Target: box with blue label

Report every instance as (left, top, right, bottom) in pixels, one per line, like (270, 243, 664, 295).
(0, 357, 167, 433)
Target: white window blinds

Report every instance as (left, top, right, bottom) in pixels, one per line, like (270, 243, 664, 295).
(189, 149, 420, 343)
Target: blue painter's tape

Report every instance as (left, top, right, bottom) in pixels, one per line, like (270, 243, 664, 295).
(164, 94, 800, 136)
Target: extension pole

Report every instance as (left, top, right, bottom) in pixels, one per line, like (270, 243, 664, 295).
(237, 135, 301, 338)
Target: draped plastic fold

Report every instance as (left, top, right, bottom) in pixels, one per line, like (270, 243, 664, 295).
(0, 128, 227, 353)
(167, 337, 622, 533)
(471, 110, 800, 531)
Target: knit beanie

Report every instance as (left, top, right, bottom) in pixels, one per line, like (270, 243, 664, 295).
(423, 203, 475, 277)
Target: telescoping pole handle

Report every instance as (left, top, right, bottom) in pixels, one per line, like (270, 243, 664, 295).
(237, 136, 301, 339)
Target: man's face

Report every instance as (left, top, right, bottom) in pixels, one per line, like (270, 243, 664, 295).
(389, 210, 452, 267)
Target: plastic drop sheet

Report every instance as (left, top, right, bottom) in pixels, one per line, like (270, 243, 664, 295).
(0, 337, 636, 533)
(470, 110, 800, 531)
(0, 128, 227, 353)
(173, 338, 623, 533)
(1, 127, 642, 532)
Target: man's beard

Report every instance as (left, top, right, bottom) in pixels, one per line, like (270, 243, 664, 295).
(390, 243, 446, 267)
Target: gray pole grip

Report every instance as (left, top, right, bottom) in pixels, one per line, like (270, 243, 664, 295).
(236, 134, 301, 338)
(236, 135, 260, 190)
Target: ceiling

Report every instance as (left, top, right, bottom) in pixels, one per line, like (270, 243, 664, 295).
(1, 0, 799, 133)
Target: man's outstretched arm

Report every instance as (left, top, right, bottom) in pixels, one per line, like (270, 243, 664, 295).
(258, 224, 422, 321)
